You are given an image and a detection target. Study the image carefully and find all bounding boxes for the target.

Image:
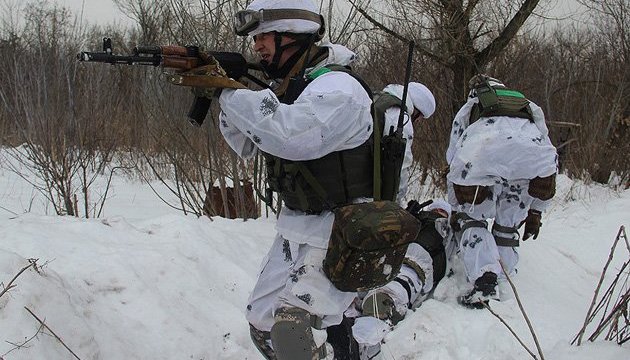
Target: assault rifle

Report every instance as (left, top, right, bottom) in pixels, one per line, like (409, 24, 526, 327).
(77, 37, 267, 125)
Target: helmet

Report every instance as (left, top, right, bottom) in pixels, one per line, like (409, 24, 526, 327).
(426, 199, 451, 216)
(408, 82, 436, 118)
(382, 84, 414, 114)
(383, 82, 436, 118)
(234, 0, 325, 40)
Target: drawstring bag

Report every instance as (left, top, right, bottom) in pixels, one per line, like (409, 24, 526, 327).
(323, 201, 422, 292)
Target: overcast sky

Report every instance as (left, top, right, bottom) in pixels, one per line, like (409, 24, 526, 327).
(55, 0, 131, 26)
(54, 0, 586, 27)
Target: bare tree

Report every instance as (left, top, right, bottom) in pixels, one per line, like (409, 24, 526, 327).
(0, 2, 128, 216)
(352, 0, 544, 111)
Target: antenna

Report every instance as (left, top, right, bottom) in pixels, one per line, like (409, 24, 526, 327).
(395, 40, 415, 136)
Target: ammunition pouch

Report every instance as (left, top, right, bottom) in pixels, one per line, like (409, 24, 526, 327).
(323, 201, 422, 292)
(263, 142, 373, 214)
(528, 174, 556, 201)
(452, 184, 492, 205)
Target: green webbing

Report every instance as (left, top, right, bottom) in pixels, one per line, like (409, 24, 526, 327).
(282, 162, 332, 211)
(253, 152, 275, 214)
(372, 103, 382, 201)
(495, 89, 525, 98)
(307, 66, 332, 80)
(293, 163, 330, 203)
(469, 86, 533, 124)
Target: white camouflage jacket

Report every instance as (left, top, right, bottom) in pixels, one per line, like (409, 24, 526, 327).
(218, 43, 373, 248)
(446, 96, 558, 211)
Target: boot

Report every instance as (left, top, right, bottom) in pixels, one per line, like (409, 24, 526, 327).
(459, 271, 499, 309)
(362, 292, 405, 325)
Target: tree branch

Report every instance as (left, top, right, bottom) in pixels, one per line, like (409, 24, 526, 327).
(348, 0, 449, 66)
(476, 0, 541, 66)
(481, 301, 539, 359)
(573, 225, 627, 345)
(0, 260, 38, 299)
(499, 259, 546, 360)
(24, 307, 82, 360)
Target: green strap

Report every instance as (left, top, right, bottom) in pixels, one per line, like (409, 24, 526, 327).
(282, 162, 332, 210)
(307, 66, 332, 80)
(495, 89, 525, 98)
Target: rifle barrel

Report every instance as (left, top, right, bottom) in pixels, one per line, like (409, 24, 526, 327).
(77, 51, 162, 66)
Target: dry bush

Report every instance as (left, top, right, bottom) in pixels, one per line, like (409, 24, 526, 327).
(0, 0, 627, 221)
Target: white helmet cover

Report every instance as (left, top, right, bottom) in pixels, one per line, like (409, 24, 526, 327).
(408, 82, 436, 118)
(238, 0, 322, 37)
(383, 82, 436, 118)
(382, 84, 414, 114)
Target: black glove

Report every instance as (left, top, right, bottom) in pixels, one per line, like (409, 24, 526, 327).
(521, 209, 542, 240)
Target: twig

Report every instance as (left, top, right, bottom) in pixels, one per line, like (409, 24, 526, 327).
(24, 307, 82, 360)
(2, 323, 45, 358)
(481, 300, 538, 359)
(573, 225, 626, 345)
(0, 260, 38, 299)
(499, 260, 545, 360)
(589, 290, 630, 341)
(621, 226, 629, 254)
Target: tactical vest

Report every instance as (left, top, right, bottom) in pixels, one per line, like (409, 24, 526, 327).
(261, 65, 405, 213)
(469, 83, 534, 125)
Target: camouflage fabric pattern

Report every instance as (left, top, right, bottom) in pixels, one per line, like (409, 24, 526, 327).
(249, 324, 276, 360)
(324, 201, 422, 292)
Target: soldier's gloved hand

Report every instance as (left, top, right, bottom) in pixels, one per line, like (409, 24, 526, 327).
(521, 209, 542, 240)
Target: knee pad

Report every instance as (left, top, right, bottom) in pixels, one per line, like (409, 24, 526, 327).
(249, 324, 275, 360)
(528, 174, 556, 200)
(270, 307, 326, 360)
(453, 184, 492, 205)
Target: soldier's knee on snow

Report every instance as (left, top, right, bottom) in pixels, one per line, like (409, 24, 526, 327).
(528, 174, 556, 201)
(453, 184, 492, 205)
(271, 307, 326, 360)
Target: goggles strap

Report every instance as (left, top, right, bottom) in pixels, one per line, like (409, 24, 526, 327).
(261, 9, 322, 26)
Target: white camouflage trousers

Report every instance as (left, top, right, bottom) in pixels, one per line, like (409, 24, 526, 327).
(246, 233, 357, 333)
(448, 179, 538, 282)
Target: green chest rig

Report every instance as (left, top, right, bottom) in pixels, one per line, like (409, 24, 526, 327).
(260, 65, 405, 214)
(469, 82, 534, 125)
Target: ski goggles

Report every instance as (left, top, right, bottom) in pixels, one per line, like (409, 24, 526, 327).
(234, 8, 323, 36)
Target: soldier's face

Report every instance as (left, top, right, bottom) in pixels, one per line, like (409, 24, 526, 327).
(411, 109, 424, 123)
(253, 32, 298, 68)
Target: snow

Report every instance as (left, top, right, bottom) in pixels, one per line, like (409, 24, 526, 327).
(1, 163, 628, 359)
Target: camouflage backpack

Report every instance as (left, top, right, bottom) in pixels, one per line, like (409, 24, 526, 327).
(323, 201, 422, 292)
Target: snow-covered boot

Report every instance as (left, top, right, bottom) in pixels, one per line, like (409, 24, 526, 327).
(362, 292, 404, 325)
(459, 271, 499, 309)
